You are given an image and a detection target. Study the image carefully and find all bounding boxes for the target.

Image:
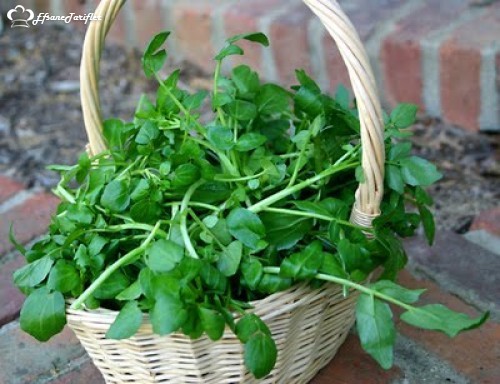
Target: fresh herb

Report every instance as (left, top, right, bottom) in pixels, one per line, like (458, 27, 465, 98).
(12, 31, 487, 379)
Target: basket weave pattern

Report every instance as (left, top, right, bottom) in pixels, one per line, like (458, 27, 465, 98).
(69, 0, 385, 382)
(68, 284, 358, 383)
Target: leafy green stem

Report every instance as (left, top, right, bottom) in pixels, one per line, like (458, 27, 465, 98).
(248, 162, 358, 213)
(70, 221, 162, 310)
(180, 180, 206, 259)
(262, 267, 413, 311)
(261, 207, 370, 231)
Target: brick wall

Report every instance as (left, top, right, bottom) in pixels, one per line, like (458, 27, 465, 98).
(4, 0, 500, 132)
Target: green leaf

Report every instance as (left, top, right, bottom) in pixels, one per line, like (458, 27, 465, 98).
(106, 301, 143, 340)
(183, 90, 208, 110)
(172, 163, 201, 188)
(151, 293, 187, 335)
(200, 264, 227, 292)
(244, 332, 277, 379)
(337, 238, 369, 273)
(94, 270, 130, 299)
(320, 253, 348, 278)
(225, 99, 258, 121)
(226, 32, 269, 46)
(390, 103, 418, 128)
(130, 200, 162, 224)
(20, 287, 66, 342)
(146, 239, 184, 273)
(135, 121, 159, 145)
(207, 125, 234, 151)
(401, 305, 489, 337)
(214, 44, 244, 61)
(13, 256, 53, 289)
(103, 119, 128, 150)
(293, 69, 322, 117)
(142, 31, 170, 77)
(257, 274, 292, 294)
(47, 260, 80, 293)
(334, 84, 350, 109)
(88, 235, 107, 256)
(235, 133, 267, 152)
(255, 84, 289, 114)
(399, 156, 442, 187)
(241, 258, 263, 289)
(260, 212, 312, 250)
(217, 241, 243, 277)
(116, 280, 142, 301)
(9, 225, 26, 255)
(386, 164, 404, 194)
(356, 294, 396, 369)
(235, 314, 272, 343)
(232, 65, 259, 96)
(418, 204, 436, 245)
(199, 307, 226, 341)
(372, 280, 425, 304)
(389, 142, 412, 161)
(280, 241, 324, 279)
(100, 179, 130, 212)
(227, 208, 266, 250)
(66, 204, 94, 225)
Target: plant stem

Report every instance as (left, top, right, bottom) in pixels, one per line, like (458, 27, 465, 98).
(70, 221, 162, 310)
(213, 60, 227, 126)
(180, 180, 205, 259)
(247, 162, 358, 213)
(262, 267, 413, 311)
(262, 207, 371, 232)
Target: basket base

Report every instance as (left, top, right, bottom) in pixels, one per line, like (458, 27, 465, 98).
(67, 284, 359, 383)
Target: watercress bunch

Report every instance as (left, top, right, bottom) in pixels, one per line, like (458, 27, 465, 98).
(12, 31, 487, 379)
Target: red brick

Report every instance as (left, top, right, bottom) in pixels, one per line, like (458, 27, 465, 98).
(173, 0, 221, 72)
(440, 10, 500, 132)
(471, 207, 500, 236)
(131, 1, 167, 49)
(62, 0, 88, 30)
(0, 176, 24, 204)
(395, 270, 500, 384)
(0, 255, 25, 326)
(324, 0, 409, 92)
(33, 0, 50, 13)
(47, 359, 104, 384)
(0, 325, 84, 384)
(382, 0, 470, 108)
(0, 193, 59, 256)
(269, 4, 313, 85)
(311, 334, 403, 384)
(224, 0, 289, 74)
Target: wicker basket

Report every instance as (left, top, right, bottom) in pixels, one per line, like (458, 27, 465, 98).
(67, 0, 385, 383)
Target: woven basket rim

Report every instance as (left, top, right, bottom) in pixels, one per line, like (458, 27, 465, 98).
(66, 281, 345, 321)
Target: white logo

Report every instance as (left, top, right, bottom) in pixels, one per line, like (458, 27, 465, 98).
(6, 5, 35, 28)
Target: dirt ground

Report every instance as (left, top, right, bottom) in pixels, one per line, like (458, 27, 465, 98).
(0, 24, 498, 232)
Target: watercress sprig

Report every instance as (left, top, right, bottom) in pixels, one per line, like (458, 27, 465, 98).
(12, 31, 487, 379)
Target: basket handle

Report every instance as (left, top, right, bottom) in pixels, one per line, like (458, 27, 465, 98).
(80, 0, 385, 225)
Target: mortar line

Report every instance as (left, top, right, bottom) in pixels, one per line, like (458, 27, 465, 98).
(160, 0, 183, 59)
(0, 189, 38, 215)
(421, 8, 486, 118)
(308, 15, 328, 89)
(257, 0, 297, 82)
(479, 43, 500, 131)
(362, 0, 423, 106)
(211, 0, 237, 74)
(121, 0, 137, 49)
